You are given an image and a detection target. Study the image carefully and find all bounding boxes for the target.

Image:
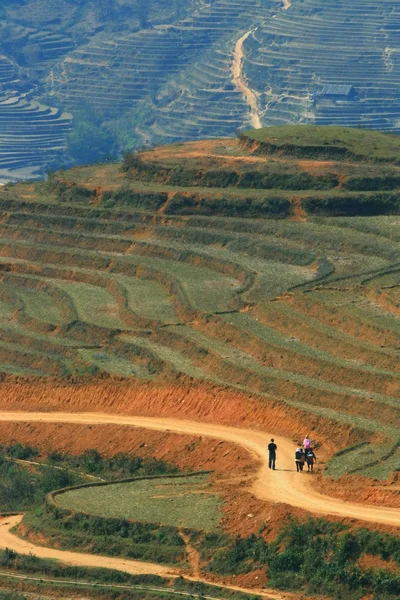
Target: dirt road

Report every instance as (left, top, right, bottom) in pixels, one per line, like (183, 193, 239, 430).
(0, 515, 176, 576)
(0, 411, 399, 527)
(231, 30, 262, 129)
(0, 515, 290, 600)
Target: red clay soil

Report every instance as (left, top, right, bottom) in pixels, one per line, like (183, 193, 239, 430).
(0, 377, 363, 456)
(228, 569, 268, 590)
(297, 160, 334, 171)
(17, 522, 51, 548)
(218, 486, 305, 538)
(0, 421, 256, 476)
(288, 195, 307, 222)
(141, 139, 346, 173)
(358, 554, 399, 574)
(314, 471, 400, 509)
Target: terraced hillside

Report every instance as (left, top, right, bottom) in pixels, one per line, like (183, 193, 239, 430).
(5, 0, 400, 177)
(242, 0, 400, 131)
(0, 55, 72, 183)
(49, 0, 279, 144)
(0, 126, 400, 481)
(0, 0, 282, 177)
(0, 91, 72, 182)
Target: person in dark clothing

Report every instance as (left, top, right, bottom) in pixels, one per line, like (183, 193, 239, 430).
(295, 447, 305, 472)
(268, 438, 277, 470)
(305, 448, 317, 472)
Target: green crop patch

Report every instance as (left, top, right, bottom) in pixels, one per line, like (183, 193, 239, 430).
(55, 474, 223, 531)
(54, 281, 126, 330)
(326, 440, 400, 481)
(117, 276, 178, 324)
(12, 288, 68, 326)
(77, 349, 153, 378)
(123, 253, 243, 313)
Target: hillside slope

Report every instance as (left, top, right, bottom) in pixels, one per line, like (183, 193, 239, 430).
(0, 0, 280, 179)
(2, 0, 400, 177)
(242, 0, 400, 130)
(0, 126, 400, 483)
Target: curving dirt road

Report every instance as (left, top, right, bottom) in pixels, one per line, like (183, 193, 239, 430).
(0, 514, 176, 577)
(0, 515, 290, 600)
(0, 411, 399, 527)
(231, 30, 262, 129)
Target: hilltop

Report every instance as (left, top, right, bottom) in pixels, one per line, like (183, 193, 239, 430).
(243, 125, 400, 162)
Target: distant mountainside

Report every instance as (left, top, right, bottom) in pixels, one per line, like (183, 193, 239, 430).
(1, 0, 400, 180)
(242, 0, 400, 131)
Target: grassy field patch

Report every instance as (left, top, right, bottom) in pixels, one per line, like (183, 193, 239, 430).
(54, 281, 126, 330)
(124, 254, 241, 313)
(117, 276, 177, 323)
(77, 348, 153, 378)
(56, 474, 222, 531)
(13, 288, 67, 326)
(243, 125, 400, 162)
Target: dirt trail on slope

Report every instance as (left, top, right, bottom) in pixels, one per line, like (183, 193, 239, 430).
(0, 515, 291, 600)
(0, 515, 175, 576)
(231, 30, 262, 129)
(179, 530, 201, 578)
(7, 457, 105, 482)
(0, 412, 399, 527)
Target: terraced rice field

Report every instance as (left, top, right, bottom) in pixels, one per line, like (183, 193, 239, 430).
(0, 56, 71, 181)
(0, 129, 400, 478)
(4, 0, 400, 176)
(56, 474, 222, 531)
(0, 0, 282, 178)
(243, 0, 400, 132)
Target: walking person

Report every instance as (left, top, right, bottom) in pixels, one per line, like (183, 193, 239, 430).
(305, 447, 317, 472)
(295, 447, 304, 472)
(303, 435, 311, 452)
(268, 438, 277, 470)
